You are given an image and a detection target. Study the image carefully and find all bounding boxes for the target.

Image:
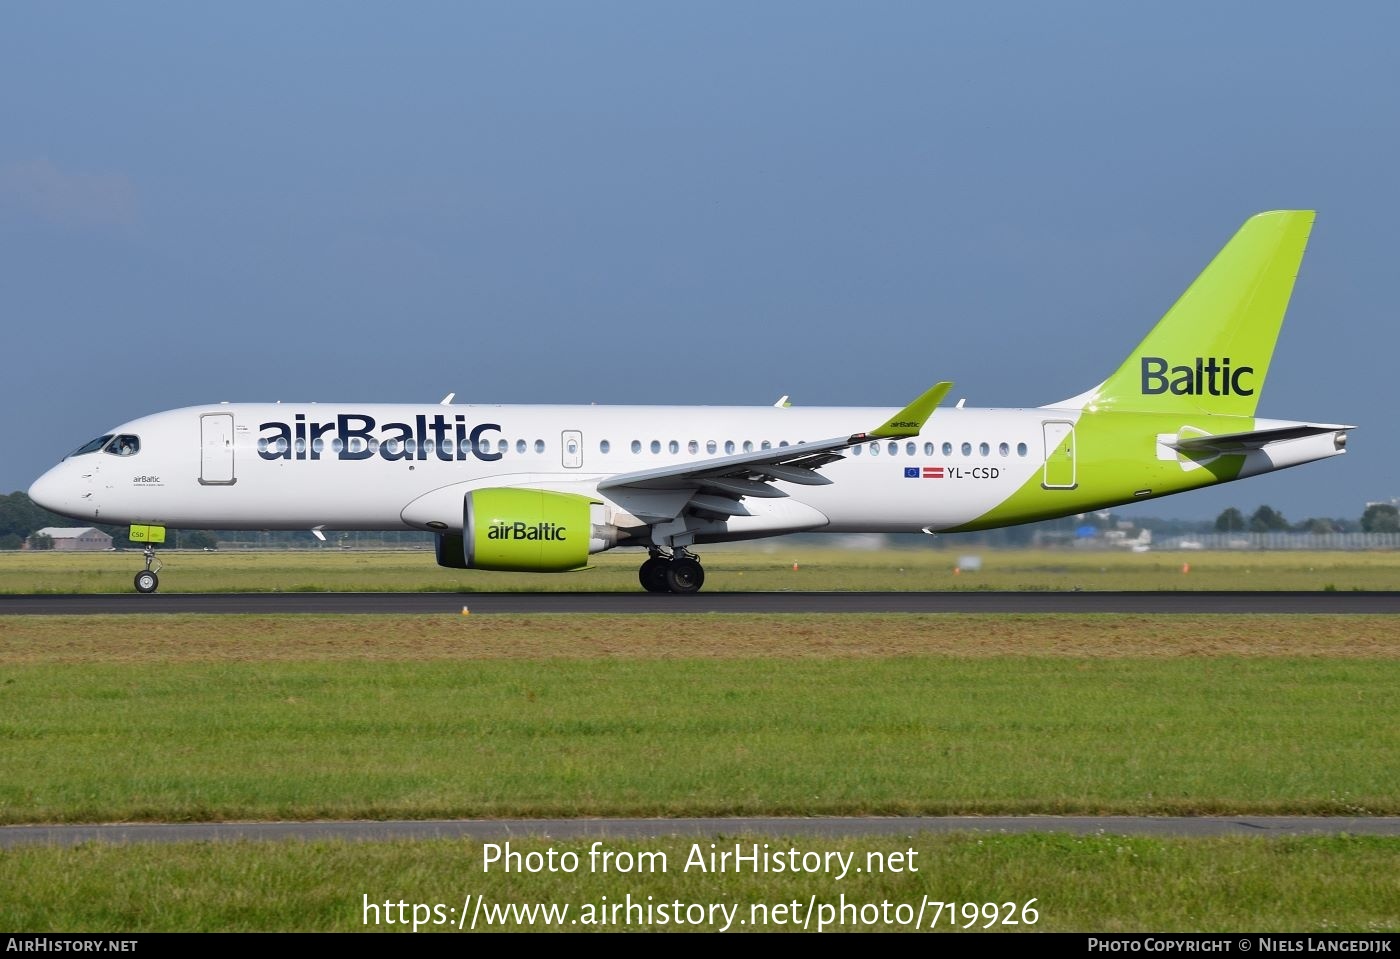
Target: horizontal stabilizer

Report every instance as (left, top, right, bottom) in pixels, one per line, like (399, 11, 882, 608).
(1168, 424, 1351, 453)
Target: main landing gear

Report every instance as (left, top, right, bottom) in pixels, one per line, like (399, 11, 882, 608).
(638, 548, 706, 594)
(134, 544, 162, 594)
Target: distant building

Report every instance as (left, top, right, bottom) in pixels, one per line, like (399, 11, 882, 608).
(32, 527, 113, 551)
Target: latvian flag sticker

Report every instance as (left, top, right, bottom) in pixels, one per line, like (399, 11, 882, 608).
(904, 466, 946, 478)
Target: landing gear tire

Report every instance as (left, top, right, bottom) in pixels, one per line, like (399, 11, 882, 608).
(134, 570, 159, 594)
(639, 557, 671, 593)
(665, 557, 705, 594)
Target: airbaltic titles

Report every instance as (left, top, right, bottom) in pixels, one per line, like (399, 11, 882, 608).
(1140, 356, 1255, 397)
(257, 413, 503, 462)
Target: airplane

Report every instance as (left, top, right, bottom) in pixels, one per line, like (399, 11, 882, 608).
(28, 210, 1351, 594)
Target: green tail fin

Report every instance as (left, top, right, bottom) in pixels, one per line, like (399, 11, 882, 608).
(1088, 210, 1314, 417)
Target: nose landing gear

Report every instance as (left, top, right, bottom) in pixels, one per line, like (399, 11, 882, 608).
(134, 544, 161, 594)
(637, 548, 706, 594)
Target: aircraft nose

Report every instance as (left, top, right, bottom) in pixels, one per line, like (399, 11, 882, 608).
(28, 468, 61, 512)
(28, 464, 64, 512)
(29, 466, 89, 520)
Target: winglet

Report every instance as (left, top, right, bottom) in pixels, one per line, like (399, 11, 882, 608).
(868, 381, 952, 438)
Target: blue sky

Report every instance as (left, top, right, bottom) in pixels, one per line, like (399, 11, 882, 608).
(3, 3, 1395, 522)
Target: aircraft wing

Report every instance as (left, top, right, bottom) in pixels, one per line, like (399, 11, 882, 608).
(1167, 423, 1352, 453)
(597, 382, 951, 513)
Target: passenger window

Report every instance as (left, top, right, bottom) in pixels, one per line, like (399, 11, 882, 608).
(650, 440, 661, 454)
(905, 442, 916, 456)
(942, 442, 953, 456)
(999, 442, 1009, 457)
(869, 442, 879, 456)
(924, 442, 934, 456)
(887, 441, 898, 456)
(979, 442, 989, 456)
(332, 438, 345, 454)
(423, 439, 436, 455)
(706, 440, 717, 454)
(600, 440, 611, 454)
(631, 440, 641, 454)
(961, 442, 971, 456)
(1017, 442, 1028, 457)
(497, 439, 507, 454)
(761, 440, 772, 451)
(312, 438, 324, 454)
(536, 439, 546, 454)
(295, 438, 307, 455)
(725, 440, 735, 454)
(688, 440, 698, 454)
(668, 440, 679, 454)
(405, 439, 417, 454)
(779, 440, 789, 448)
(516, 439, 526, 454)
(852, 444, 863, 456)
(742, 441, 754, 453)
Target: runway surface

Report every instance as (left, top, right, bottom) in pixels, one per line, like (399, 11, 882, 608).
(3, 590, 1400, 615)
(5, 816, 1400, 847)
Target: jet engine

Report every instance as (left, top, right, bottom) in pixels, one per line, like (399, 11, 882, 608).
(434, 488, 621, 572)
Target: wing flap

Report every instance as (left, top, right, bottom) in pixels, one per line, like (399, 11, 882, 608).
(700, 476, 791, 499)
(754, 463, 833, 486)
(688, 494, 753, 517)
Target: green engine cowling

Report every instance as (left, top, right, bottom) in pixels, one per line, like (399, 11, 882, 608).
(442, 488, 611, 572)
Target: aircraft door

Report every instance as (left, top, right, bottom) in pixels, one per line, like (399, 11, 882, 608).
(200, 413, 237, 485)
(562, 430, 583, 469)
(1041, 421, 1076, 489)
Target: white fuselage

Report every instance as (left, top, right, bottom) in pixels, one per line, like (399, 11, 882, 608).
(30, 402, 1065, 537)
(28, 400, 1351, 549)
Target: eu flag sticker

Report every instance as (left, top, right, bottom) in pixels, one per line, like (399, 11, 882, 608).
(903, 467, 919, 478)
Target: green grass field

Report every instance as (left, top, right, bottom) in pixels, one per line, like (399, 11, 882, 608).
(3, 834, 1396, 932)
(3, 608, 1396, 932)
(4, 546, 1400, 593)
(2, 614, 1397, 822)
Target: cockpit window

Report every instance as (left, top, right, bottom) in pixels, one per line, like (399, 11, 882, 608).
(104, 435, 140, 456)
(70, 435, 114, 457)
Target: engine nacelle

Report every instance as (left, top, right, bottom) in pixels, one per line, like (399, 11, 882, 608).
(436, 488, 618, 572)
(434, 532, 469, 570)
